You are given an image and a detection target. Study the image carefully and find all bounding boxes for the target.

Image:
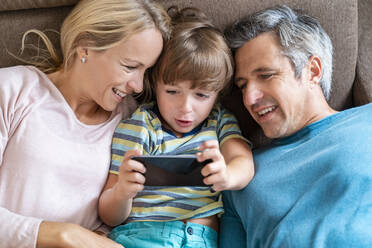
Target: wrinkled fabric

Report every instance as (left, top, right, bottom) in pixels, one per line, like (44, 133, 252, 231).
(0, 65, 136, 248)
(220, 103, 372, 248)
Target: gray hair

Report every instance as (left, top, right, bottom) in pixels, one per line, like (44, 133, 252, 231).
(225, 5, 333, 100)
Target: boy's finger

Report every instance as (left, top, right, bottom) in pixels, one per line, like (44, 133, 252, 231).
(201, 161, 220, 177)
(127, 159, 147, 174)
(127, 171, 146, 185)
(198, 148, 223, 163)
(124, 149, 142, 160)
(200, 139, 219, 150)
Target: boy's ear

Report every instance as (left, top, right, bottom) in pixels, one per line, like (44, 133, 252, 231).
(307, 56, 322, 87)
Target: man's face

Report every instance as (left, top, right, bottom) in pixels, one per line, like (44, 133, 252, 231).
(235, 32, 312, 138)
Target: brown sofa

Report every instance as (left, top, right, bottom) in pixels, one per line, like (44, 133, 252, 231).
(0, 0, 371, 148)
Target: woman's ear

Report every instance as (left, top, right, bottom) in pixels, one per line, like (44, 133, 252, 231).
(76, 46, 88, 62)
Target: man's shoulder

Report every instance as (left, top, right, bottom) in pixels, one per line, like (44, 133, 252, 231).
(253, 104, 372, 156)
(331, 103, 372, 129)
(354, 102, 372, 115)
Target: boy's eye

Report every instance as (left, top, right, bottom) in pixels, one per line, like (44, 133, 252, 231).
(237, 82, 246, 90)
(165, 90, 177, 94)
(196, 93, 210, 98)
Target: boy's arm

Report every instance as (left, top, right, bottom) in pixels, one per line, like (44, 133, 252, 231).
(203, 105, 254, 191)
(98, 150, 145, 227)
(199, 138, 254, 191)
(220, 137, 254, 190)
(99, 105, 152, 226)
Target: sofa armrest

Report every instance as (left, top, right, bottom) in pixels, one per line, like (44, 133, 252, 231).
(354, 0, 372, 106)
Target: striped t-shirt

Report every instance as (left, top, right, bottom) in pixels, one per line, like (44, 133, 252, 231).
(110, 102, 248, 222)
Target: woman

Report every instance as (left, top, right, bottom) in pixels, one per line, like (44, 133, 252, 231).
(0, 0, 171, 247)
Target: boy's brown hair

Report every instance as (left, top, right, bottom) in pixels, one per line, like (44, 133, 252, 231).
(146, 7, 233, 101)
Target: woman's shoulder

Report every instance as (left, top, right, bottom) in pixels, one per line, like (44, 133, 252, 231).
(0, 65, 51, 91)
(0, 66, 56, 102)
(0, 65, 42, 78)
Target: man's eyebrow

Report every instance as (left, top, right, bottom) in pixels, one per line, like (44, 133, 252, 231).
(235, 67, 275, 82)
(253, 67, 275, 73)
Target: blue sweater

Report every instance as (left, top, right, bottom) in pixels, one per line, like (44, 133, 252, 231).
(220, 103, 372, 247)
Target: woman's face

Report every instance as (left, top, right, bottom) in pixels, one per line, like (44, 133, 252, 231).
(79, 28, 163, 111)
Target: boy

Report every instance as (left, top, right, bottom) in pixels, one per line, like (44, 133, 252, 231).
(99, 8, 254, 248)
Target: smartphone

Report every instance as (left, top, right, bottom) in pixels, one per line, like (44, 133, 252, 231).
(131, 155, 211, 186)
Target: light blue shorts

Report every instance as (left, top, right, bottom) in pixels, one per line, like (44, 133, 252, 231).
(110, 220, 218, 248)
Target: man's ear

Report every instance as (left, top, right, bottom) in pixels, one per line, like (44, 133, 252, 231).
(307, 56, 322, 87)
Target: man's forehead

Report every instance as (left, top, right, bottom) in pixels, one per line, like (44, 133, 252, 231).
(235, 37, 286, 73)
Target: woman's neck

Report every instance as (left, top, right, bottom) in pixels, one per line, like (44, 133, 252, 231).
(47, 69, 111, 125)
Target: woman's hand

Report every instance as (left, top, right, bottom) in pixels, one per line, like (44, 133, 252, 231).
(37, 221, 124, 248)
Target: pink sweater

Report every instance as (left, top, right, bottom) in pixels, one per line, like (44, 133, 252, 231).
(0, 66, 136, 248)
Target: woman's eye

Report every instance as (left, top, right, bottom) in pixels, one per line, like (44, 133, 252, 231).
(122, 64, 138, 71)
(125, 65, 137, 71)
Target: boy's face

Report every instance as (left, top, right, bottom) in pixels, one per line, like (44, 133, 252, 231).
(156, 80, 218, 137)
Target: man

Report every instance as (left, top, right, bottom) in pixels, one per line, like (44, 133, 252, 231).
(220, 5, 372, 247)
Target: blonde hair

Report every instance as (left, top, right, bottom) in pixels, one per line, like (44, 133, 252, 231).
(149, 7, 233, 101)
(19, 0, 171, 73)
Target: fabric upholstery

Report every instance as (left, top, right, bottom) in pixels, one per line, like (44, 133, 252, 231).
(0, 0, 370, 147)
(0, 0, 77, 11)
(354, 0, 372, 106)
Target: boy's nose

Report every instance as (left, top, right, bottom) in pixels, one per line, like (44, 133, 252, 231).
(179, 96, 193, 113)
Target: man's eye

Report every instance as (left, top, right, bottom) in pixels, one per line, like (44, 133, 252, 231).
(260, 74, 273, 79)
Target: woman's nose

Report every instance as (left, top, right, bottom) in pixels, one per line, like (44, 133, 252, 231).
(127, 73, 144, 94)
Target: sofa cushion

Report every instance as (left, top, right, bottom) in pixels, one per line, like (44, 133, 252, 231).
(0, 0, 77, 12)
(0, 0, 359, 148)
(0, 6, 72, 69)
(156, 0, 358, 146)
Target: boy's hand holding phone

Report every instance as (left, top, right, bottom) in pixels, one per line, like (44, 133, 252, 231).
(197, 140, 231, 192)
(117, 150, 146, 199)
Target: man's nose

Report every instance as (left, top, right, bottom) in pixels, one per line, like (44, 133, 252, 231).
(243, 83, 264, 106)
